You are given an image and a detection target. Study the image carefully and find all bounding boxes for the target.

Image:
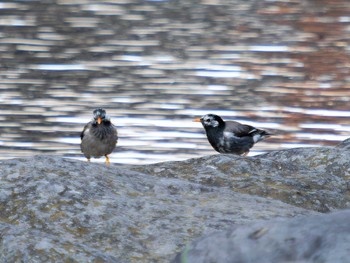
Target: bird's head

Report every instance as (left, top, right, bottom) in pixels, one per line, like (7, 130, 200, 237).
(193, 114, 223, 128)
(93, 108, 108, 124)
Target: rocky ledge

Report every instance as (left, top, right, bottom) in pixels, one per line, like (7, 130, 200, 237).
(172, 209, 350, 263)
(1, 139, 350, 262)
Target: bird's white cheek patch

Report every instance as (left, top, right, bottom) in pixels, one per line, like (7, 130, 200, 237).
(211, 120, 219, 127)
(253, 134, 262, 143)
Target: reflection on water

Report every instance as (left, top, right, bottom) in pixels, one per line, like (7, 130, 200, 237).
(0, 0, 349, 164)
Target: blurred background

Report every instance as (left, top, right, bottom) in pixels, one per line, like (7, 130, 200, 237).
(0, 0, 349, 164)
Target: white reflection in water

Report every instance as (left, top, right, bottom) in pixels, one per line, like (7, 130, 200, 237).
(183, 63, 259, 79)
(198, 64, 242, 71)
(282, 107, 350, 117)
(194, 70, 257, 79)
(0, 3, 20, 9)
(261, 106, 350, 117)
(0, 17, 35, 26)
(116, 54, 175, 64)
(249, 45, 289, 52)
(0, 142, 34, 147)
(279, 143, 320, 148)
(35, 64, 87, 70)
(299, 123, 350, 131)
(296, 133, 349, 141)
(118, 55, 143, 62)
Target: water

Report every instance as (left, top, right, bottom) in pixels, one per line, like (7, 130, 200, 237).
(0, 0, 349, 164)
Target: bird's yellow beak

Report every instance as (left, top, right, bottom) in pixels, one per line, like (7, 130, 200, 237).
(193, 118, 201, 122)
(97, 117, 102, 124)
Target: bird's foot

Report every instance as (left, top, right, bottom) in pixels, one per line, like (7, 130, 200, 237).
(105, 155, 110, 166)
(241, 151, 249, 157)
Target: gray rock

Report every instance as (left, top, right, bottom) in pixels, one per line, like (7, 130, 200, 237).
(135, 141, 350, 212)
(172, 209, 350, 263)
(0, 155, 313, 262)
(0, 222, 118, 262)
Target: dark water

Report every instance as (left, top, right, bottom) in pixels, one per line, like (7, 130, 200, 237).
(0, 0, 350, 164)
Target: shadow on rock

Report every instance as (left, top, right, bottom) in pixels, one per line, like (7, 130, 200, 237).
(172, 209, 350, 263)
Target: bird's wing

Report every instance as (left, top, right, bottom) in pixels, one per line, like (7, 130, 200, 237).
(80, 122, 91, 140)
(224, 121, 257, 137)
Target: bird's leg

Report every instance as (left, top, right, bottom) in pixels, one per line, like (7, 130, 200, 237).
(87, 158, 91, 162)
(105, 155, 110, 165)
(241, 151, 249, 157)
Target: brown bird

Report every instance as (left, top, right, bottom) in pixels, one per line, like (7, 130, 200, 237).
(80, 108, 118, 164)
(194, 114, 271, 156)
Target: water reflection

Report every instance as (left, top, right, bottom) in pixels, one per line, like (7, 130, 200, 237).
(0, 0, 349, 164)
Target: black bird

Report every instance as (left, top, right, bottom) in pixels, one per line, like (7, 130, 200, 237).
(194, 114, 272, 156)
(80, 108, 118, 164)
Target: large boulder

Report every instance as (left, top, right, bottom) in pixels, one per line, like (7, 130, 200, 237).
(0, 156, 313, 262)
(172, 209, 350, 263)
(135, 140, 350, 212)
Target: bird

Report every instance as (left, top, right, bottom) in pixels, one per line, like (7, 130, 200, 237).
(194, 113, 272, 156)
(80, 108, 118, 164)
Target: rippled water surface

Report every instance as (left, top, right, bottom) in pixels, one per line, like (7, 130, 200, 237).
(0, 0, 350, 164)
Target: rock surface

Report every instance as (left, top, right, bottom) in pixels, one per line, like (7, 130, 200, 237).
(0, 155, 313, 262)
(172, 209, 350, 263)
(1, 140, 350, 262)
(135, 141, 350, 212)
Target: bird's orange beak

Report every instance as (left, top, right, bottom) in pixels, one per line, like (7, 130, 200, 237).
(97, 117, 102, 124)
(193, 118, 201, 122)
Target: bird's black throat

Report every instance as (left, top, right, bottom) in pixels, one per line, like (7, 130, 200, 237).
(92, 120, 113, 140)
(203, 124, 225, 153)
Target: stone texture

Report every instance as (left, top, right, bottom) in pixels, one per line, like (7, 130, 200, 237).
(0, 155, 313, 262)
(2, 139, 350, 261)
(172, 209, 350, 263)
(135, 141, 350, 212)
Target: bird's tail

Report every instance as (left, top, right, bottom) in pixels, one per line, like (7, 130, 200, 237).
(251, 129, 273, 143)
